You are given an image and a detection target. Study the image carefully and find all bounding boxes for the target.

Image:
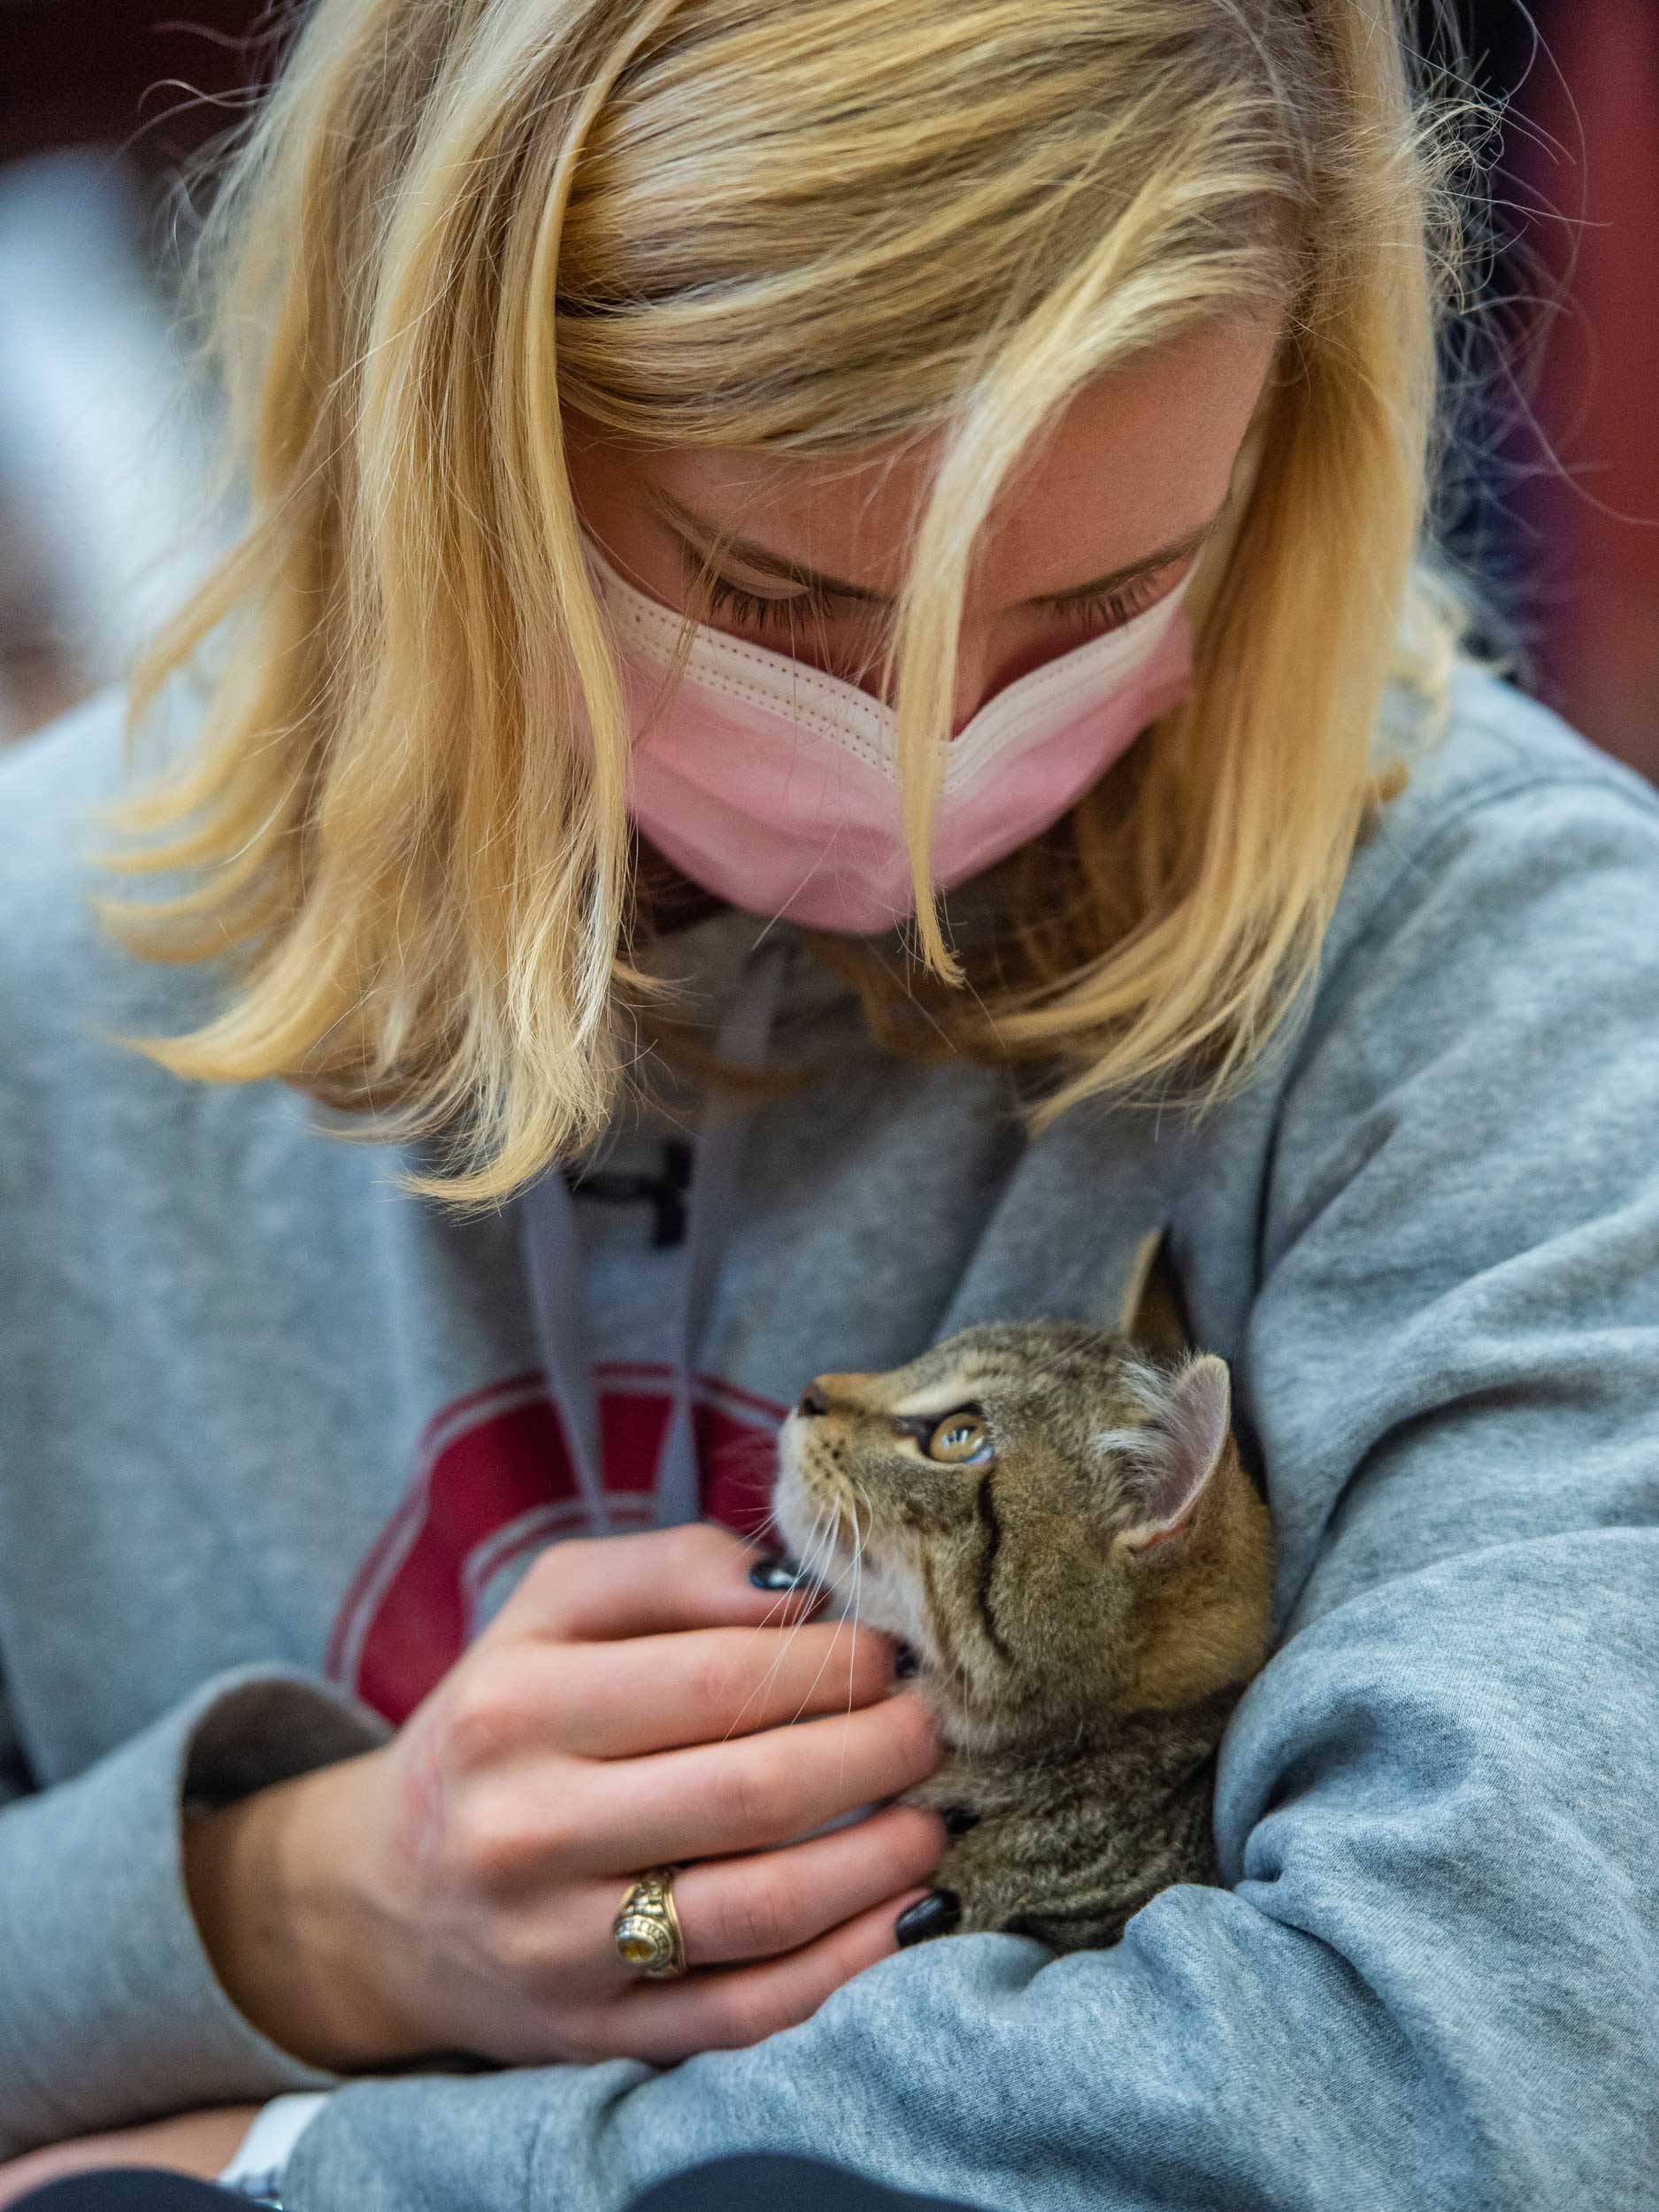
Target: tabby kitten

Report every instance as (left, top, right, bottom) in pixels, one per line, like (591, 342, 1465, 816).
(771, 1228, 1275, 1951)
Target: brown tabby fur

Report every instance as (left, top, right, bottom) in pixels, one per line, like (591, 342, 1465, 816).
(772, 1229, 1275, 1950)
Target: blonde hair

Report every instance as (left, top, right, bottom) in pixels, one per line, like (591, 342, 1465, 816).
(104, 0, 1478, 1205)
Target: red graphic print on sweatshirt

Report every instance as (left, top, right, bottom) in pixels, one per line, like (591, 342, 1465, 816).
(324, 1365, 784, 1726)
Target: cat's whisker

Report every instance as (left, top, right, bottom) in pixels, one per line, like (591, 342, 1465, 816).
(844, 1486, 872, 1642)
(723, 1499, 837, 1744)
(785, 1491, 864, 1730)
(730, 1497, 783, 1538)
(797, 1484, 869, 1773)
(841, 1486, 869, 1780)
(743, 1506, 829, 1640)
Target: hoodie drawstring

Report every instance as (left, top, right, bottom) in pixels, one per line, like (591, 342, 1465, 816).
(517, 944, 788, 1537)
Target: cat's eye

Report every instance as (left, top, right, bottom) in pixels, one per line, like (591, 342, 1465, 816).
(927, 1412, 994, 1466)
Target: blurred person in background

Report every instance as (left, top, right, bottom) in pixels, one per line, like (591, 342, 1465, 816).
(2, 4, 1659, 2210)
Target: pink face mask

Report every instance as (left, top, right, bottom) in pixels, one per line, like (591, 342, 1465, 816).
(584, 539, 1195, 934)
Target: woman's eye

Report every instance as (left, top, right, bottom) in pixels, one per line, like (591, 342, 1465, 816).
(1050, 572, 1168, 635)
(927, 1412, 993, 1465)
(703, 572, 824, 634)
(697, 567, 1174, 643)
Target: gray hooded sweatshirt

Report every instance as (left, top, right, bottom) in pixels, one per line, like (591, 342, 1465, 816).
(1, 662, 1657, 2210)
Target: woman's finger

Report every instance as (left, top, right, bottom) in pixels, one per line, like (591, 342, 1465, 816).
(614, 1887, 937, 2066)
(533, 1622, 900, 1758)
(481, 1523, 822, 1647)
(671, 1803, 947, 1969)
(577, 1692, 941, 1871)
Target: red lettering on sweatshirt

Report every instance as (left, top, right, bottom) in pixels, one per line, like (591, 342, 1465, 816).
(325, 1366, 784, 1726)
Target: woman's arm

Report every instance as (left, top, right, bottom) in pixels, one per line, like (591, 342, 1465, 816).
(0, 2107, 261, 2209)
(280, 770, 1659, 2212)
(0, 1668, 386, 2161)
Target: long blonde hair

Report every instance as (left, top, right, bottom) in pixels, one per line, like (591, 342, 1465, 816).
(103, 0, 1478, 1205)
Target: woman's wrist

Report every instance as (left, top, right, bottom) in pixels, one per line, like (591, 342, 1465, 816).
(182, 1753, 426, 2072)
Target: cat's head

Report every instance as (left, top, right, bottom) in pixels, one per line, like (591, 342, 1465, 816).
(772, 1229, 1274, 1743)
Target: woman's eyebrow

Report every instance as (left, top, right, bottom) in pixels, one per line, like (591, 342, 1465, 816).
(649, 487, 1221, 609)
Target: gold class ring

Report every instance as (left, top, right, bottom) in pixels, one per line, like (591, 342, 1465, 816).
(612, 1866, 688, 1979)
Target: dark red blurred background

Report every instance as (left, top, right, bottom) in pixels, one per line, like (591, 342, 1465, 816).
(0, 0, 280, 173)
(0, 0, 1654, 773)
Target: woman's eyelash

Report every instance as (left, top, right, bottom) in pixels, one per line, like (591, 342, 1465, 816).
(702, 575, 814, 632)
(698, 569, 1168, 638)
(1044, 575, 1168, 633)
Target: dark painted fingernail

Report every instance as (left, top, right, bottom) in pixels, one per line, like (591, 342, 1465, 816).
(893, 1641, 921, 1678)
(895, 1888, 961, 1947)
(749, 1555, 804, 1591)
(942, 1807, 981, 1839)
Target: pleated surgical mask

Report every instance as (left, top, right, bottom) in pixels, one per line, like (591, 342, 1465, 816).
(584, 537, 1196, 933)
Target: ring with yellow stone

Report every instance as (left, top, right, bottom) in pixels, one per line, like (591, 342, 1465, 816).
(612, 1866, 687, 1978)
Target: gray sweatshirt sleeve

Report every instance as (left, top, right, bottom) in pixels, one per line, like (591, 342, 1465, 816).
(280, 769, 1659, 2212)
(0, 1663, 390, 2159)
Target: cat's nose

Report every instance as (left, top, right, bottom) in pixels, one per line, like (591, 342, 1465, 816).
(803, 1371, 873, 1413)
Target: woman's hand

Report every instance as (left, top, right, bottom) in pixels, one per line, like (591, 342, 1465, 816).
(184, 1524, 944, 2073)
(0, 2106, 260, 2208)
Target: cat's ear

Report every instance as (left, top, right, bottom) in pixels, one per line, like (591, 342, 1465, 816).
(1112, 1226, 1194, 1359)
(1102, 1353, 1232, 1562)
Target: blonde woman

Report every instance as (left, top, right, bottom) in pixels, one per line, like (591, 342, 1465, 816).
(2, 2, 1656, 2208)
